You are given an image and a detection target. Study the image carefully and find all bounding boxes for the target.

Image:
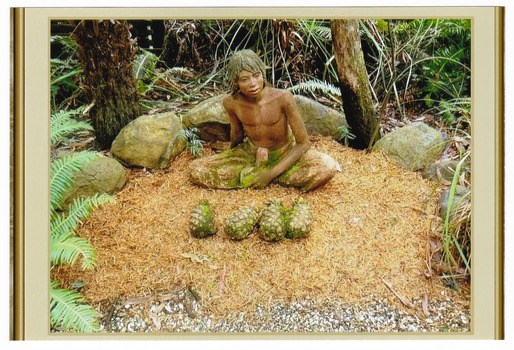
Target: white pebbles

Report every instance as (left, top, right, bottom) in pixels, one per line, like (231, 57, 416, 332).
(100, 289, 470, 334)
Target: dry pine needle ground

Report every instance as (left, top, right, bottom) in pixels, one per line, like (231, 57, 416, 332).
(53, 135, 467, 315)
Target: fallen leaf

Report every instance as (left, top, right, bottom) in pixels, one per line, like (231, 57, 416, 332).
(381, 277, 415, 309)
(422, 293, 429, 317)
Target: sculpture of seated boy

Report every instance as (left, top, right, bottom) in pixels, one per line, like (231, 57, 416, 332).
(189, 49, 341, 192)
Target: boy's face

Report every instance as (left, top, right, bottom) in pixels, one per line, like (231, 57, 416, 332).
(237, 70, 264, 98)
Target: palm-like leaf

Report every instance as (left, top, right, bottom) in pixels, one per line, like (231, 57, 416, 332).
(50, 281, 100, 332)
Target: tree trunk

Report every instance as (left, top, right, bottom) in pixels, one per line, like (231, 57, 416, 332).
(331, 19, 377, 149)
(72, 20, 141, 150)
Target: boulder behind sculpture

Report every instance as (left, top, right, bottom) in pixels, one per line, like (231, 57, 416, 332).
(111, 112, 186, 169)
(374, 122, 446, 171)
(182, 94, 348, 141)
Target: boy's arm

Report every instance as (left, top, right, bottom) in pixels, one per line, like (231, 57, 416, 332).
(251, 91, 310, 188)
(223, 95, 244, 148)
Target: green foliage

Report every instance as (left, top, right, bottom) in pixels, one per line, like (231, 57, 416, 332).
(51, 193, 115, 269)
(360, 19, 471, 126)
(51, 107, 93, 145)
(49, 107, 114, 332)
(133, 48, 159, 81)
(440, 154, 471, 288)
(295, 19, 338, 82)
(177, 127, 204, 157)
(50, 281, 100, 332)
(336, 125, 356, 146)
(50, 150, 99, 215)
(288, 78, 341, 100)
(50, 35, 83, 111)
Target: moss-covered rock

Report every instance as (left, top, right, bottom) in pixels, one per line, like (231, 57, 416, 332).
(374, 122, 446, 171)
(111, 112, 186, 169)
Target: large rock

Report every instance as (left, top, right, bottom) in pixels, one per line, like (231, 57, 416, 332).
(65, 154, 126, 204)
(294, 95, 347, 139)
(423, 159, 470, 182)
(374, 122, 446, 171)
(182, 95, 230, 142)
(439, 185, 471, 220)
(182, 94, 348, 142)
(111, 112, 186, 169)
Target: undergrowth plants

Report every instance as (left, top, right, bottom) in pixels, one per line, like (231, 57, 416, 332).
(359, 19, 471, 126)
(50, 107, 115, 332)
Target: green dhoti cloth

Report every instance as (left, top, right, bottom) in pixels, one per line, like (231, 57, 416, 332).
(189, 136, 342, 192)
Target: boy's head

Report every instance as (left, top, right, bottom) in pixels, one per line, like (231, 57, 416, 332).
(226, 49, 267, 95)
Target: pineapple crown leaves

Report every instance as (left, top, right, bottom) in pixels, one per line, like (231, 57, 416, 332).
(50, 151, 99, 215)
(50, 281, 100, 333)
(50, 107, 93, 145)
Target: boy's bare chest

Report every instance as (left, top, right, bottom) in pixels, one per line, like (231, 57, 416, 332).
(235, 102, 284, 126)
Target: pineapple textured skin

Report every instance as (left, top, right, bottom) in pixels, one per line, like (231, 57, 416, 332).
(225, 205, 260, 240)
(285, 198, 312, 239)
(190, 200, 217, 238)
(259, 200, 287, 242)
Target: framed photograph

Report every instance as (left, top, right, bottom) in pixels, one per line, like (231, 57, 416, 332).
(11, 4, 504, 341)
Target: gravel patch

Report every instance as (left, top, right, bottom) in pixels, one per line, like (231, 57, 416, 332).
(99, 289, 470, 334)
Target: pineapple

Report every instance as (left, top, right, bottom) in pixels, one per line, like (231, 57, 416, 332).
(259, 200, 287, 242)
(190, 200, 217, 238)
(285, 198, 312, 239)
(225, 205, 260, 240)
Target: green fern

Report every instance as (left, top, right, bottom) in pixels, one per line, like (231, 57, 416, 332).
(49, 108, 116, 332)
(133, 49, 159, 81)
(51, 193, 115, 241)
(51, 235, 97, 270)
(177, 127, 204, 157)
(337, 125, 356, 146)
(50, 281, 100, 332)
(51, 107, 93, 144)
(50, 151, 99, 215)
(51, 193, 115, 269)
(288, 79, 341, 97)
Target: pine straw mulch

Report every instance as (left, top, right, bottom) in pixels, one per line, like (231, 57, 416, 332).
(52, 134, 468, 316)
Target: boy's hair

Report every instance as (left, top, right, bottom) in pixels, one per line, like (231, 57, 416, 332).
(226, 49, 267, 95)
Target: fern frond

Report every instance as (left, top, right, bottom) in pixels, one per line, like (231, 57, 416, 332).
(50, 234, 97, 269)
(133, 49, 159, 80)
(167, 67, 192, 76)
(296, 19, 332, 42)
(50, 281, 100, 332)
(313, 25, 332, 41)
(288, 79, 341, 97)
(51, 107, 92, 144)
(51, 193, 115, 241)
(50, 151, 99, 214)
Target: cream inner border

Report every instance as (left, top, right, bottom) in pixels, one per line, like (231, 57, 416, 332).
(22, 7, 501, 340)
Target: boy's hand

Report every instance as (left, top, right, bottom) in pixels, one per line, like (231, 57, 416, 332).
(251, 170, 275, 189)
